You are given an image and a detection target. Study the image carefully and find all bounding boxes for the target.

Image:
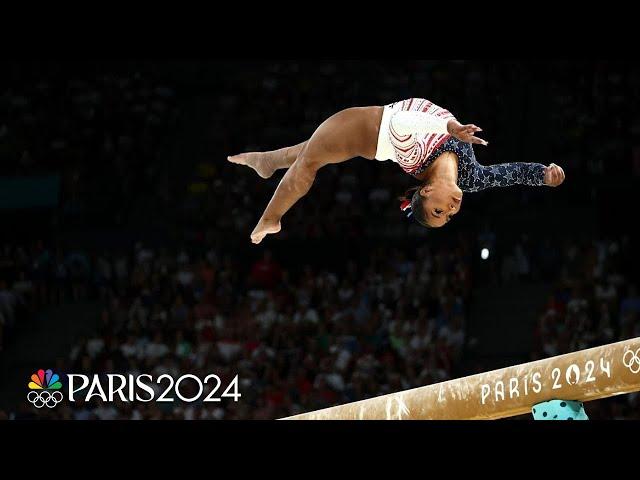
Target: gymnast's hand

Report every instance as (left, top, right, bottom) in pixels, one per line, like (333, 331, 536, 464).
(447, 120, 488, 146)
(544, 163, 565, 187)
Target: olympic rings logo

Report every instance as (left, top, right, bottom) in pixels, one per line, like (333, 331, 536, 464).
(623, 348, 640, 374)
(27, 390, 64, 409)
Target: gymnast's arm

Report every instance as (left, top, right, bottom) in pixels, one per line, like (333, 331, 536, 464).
(461, 161, 565, 192)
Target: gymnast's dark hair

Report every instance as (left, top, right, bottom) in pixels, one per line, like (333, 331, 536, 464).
(399, 184, 431, 228)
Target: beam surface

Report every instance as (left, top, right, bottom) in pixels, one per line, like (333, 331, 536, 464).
(283, 337, 640, 420)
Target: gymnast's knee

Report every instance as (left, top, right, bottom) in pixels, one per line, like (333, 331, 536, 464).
(290, 154, 322, 190)
(294, 151, 324, 174)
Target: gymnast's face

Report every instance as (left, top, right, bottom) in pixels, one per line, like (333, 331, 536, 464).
(420, 183, 463, 228)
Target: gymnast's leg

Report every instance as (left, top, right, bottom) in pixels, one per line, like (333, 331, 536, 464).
(249, 106, 383, 244)
(228, 141, 307, 179)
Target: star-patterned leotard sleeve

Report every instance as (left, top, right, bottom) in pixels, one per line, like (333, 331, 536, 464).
(438, 137, 547, 192)
(458, 160, 547, 193)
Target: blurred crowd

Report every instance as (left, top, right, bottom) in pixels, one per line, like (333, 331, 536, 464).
(548, 62, 640, 178)
(6, 239, 472, 419)
(3, 232, 637, 419)
(1, 65, 179, 225)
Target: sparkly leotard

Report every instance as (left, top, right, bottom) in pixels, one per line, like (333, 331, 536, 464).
(375, 98, 546, 192)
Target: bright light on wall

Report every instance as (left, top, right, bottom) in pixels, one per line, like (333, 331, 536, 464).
(481, 248, 489, 260)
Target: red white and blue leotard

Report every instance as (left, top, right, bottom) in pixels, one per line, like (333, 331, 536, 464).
(375, 98, 547, 192)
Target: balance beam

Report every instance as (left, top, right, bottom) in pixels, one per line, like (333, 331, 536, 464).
(282, 337, 640, 420)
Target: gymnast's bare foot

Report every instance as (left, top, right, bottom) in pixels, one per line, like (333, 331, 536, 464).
(228, 152, 276, 179)
(250, 217, 281, 244)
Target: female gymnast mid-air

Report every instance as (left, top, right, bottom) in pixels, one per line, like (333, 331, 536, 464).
(228, 98, 566, 244)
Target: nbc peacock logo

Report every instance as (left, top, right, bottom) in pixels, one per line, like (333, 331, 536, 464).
(27, 369, 64, 409)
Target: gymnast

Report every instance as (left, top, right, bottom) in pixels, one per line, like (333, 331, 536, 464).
(228, 98, 565, 244)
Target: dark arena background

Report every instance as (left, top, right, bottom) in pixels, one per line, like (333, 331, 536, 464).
(0, 60, 639, 420)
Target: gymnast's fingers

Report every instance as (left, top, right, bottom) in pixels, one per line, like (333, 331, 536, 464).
(469, 136, 489, 146)
(462, 124, 482, 134)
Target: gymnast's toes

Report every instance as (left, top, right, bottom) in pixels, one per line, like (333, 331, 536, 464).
(250, 219, 282, 244)
(228, 152, 274, 179)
